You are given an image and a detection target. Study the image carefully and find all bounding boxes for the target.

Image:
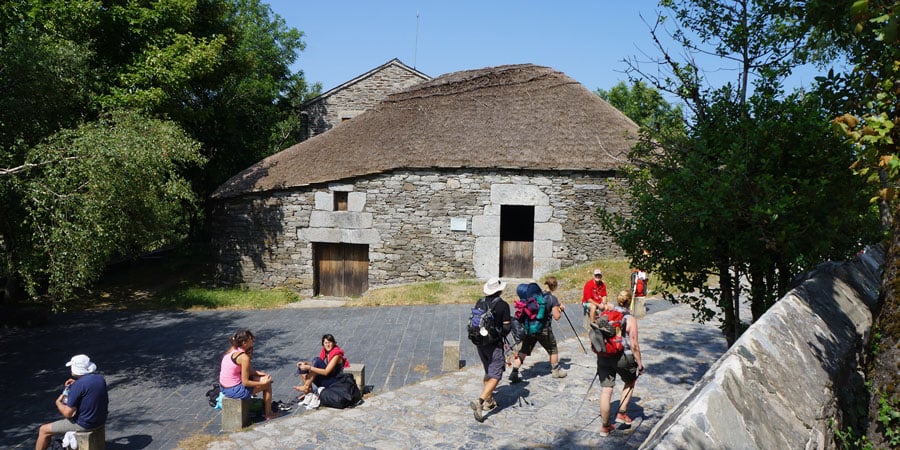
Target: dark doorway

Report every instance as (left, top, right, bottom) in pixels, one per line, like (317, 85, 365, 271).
(500, 205, 534, 278)
(313, 243, 369, 297)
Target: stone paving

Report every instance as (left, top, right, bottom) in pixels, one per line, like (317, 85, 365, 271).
(208, 301, 727, 450)
(2, 298, 726, 449)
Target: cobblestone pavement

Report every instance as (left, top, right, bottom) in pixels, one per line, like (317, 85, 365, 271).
(208, 300, 726, 450)
(2, 298, 725, 449)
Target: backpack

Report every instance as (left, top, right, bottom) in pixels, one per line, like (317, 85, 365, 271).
(468, 297, 501, 346)
(318, 373, 363, 409)
(514, 282, 548, 335)
(632, 270, 648, 297)
(590, 308, 625, 357)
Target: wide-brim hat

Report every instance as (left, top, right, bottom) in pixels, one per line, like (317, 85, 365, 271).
(483, 277, 507, 296)
(66, 354, 97, 376)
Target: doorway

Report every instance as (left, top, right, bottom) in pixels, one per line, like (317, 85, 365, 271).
(499, 205, 534, 278)
(313, 243, 369, 297)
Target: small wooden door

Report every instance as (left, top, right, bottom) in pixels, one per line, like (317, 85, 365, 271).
(314, 243, 368, 297)
(500, 205, 534, 278)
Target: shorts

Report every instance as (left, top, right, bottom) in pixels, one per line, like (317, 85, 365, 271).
(222, 383, 253, 399)
(518, 326, 558, 356)
(49, 418, 91, 433)
(312, 356, 342, 388)
(596, 353, 638, 387)
(476, 344, 506, 381)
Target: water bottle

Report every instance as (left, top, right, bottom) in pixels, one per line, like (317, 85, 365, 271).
(61, 387, 69, 403)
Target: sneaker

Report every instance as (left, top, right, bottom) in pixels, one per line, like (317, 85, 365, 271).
(615, 411, 633, 425)
(508, 370, 522, 384)
(483, 397, 497, 411)
(551, 366, 567, 378)
(599, 424, 615, 437)
(470, 399, 484, 422)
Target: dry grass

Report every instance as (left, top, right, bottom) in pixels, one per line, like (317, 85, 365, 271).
(176, 432, 220, 450)
(344, 258, 656, 307)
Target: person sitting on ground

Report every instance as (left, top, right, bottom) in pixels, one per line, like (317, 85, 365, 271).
(36, 354, 108, 450)
(582, 268, 608, 330)
(597, 290, 645, 437)
(219, 329, 277, 420)
(509, 278, 568, 383)
(295, 333, 350, 396)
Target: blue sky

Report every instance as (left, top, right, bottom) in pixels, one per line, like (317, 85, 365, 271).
(264, 0, 827, 95)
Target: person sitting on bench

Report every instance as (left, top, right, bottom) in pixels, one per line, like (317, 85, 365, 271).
(294, 333, 350, 396)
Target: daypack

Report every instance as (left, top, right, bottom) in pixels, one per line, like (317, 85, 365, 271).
(468, 297, 501, 346)
(514, 282, 548, 335)
(632, 270, 648, 297)
(590, 308, 625, 357)
(318, 373, 363, 409)
(205, 383, 221, 407)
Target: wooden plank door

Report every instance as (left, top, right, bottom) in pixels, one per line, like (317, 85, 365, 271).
(314, 243, 369, 297)
(500, 205, 535, 278)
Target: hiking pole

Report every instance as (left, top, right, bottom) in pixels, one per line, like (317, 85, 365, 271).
(562, 308, 587, 354)
(574, 372, 599, 417)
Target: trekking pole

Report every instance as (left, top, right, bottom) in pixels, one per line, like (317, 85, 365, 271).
(574, 372, 599, 416)
(562, 308, 587, 354)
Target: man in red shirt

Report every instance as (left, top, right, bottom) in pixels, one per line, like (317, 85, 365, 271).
(582, 268, 608, 330)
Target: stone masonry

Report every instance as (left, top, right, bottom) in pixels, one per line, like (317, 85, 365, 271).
(212, 168, 630, 295)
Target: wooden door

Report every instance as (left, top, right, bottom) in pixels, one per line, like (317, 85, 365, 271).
(500, 205, 534, 278)
(314, 243, 369, 297)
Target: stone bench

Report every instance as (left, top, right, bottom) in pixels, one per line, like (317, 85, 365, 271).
(347, 363, 366, 393)
(442, 340, 460, 371)
(75, 426, 105, 450)
(221, 397, 251, 432)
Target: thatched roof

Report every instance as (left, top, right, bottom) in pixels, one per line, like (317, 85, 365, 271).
(212, 64, 639, 199)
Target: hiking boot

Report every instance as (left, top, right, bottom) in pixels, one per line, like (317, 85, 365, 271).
(508, 370, 522, 384)
(599, 424, 615, 437)
(483, 397, 497, 411)
(470, 399, 484, 422)
(551, 366, 567, 378)
(615, 411, 633, 425)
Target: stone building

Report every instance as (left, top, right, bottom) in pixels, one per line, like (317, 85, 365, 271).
(300, 58, 430, 140)
(211, 64, 639, 297)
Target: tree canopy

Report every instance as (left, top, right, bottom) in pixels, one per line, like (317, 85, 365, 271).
(0, 0, 317, 306)
(601, 0, 880, 344)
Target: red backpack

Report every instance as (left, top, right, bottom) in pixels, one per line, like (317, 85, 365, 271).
(589, 309, 625, 357)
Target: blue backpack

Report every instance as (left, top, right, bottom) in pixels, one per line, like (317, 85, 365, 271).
(514, 283, 548, 335)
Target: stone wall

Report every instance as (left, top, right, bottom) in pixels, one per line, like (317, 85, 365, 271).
(302, 63, 429, 139)
(640, 245, 884, 450)
(211, 168, 630, 295)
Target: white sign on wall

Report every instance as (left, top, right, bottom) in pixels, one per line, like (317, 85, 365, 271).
(450, 217, 467, 232)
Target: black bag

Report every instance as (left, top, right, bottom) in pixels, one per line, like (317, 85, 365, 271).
(318, 373, 362, 409)
(205, 383, 221, 407)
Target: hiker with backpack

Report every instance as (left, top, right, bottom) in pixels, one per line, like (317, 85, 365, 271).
(582, 268, 608, 331)
(508, 278, 567, 383)
(467, 277, 512, 423)
(591, 290, 645, 437)
(219, 329, 278, 420)
(630, 268, 649, 319)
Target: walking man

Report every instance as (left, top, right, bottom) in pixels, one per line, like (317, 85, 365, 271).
(36, 354, 108, 450)
(468, 277, 511, 423)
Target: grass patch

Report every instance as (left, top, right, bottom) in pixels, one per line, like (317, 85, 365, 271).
(153, 286, 300, 310)
(176, 432, 220, 450)
(348, 280, 483, 306)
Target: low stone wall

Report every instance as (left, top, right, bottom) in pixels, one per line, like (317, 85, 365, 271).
(640, 245, 884, 450)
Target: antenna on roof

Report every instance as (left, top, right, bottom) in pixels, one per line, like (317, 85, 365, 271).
(414, 11, 419, 69)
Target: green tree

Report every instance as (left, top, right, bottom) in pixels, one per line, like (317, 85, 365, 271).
(596, 80, 684, 132)
(6, 111, 205, 306)
(602, 0, 880, 344)
(0, 0, 316, 305)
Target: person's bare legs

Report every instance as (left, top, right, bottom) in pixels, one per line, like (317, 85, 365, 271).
(600, 386, 614, 426)
(35, 423, 53, 450)
(619, 380, 636, 414)
(480, 376, 499, 401)
(254, 382, 276, 419)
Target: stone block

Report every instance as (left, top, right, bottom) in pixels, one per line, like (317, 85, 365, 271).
(442, 340, 460, 371)
(347, 363, 366, 393)
(221, 397, 251, 432)
(75, 427, 105, 450)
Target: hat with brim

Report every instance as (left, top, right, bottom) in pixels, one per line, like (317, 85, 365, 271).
(66, 354, 97, 376)
(483, 277, 507, 296)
